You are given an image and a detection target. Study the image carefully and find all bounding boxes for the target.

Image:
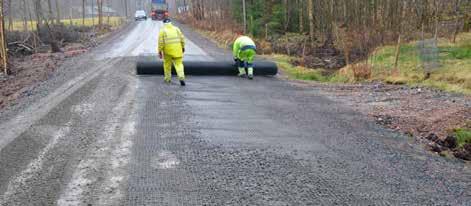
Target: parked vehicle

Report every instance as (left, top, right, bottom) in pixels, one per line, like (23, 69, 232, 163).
(135, 10, 147, 21)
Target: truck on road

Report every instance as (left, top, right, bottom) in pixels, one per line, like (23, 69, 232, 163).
(151, 0, 169, 21)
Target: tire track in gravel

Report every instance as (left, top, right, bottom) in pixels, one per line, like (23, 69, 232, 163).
(56, 61, 137, 206)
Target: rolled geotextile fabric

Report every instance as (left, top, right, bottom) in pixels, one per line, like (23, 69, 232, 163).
(136, 60, 278, 75)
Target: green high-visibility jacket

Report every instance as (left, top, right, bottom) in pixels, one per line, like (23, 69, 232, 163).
(233, 36, 256, 63)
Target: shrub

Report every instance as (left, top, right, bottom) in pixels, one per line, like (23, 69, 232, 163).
(351, 63, 372, 80)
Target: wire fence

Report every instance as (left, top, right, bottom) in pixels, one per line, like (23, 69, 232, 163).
(417, 39, 440, 74)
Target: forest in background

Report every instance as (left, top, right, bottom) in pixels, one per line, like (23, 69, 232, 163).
(175, 0, 471, 93)
(177, 0, 470, 64)
(0, 0, 150, 75)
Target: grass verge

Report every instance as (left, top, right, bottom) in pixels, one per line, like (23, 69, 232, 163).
(269, 54, 349, 83)
(9, 17, 126, 31)
(454, 128, 471, 148)
(368, 33, 471, 94)
(270, 32, 471, 95)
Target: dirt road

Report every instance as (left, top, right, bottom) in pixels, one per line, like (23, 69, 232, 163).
(0, 20, 470, 205)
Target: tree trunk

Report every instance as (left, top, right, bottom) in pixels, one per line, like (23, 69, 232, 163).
(83, 0, 86, 25)
(394, 1, 407, 69)
(97, 0, 103, 29)
(47, 0, 54, 24)
(34, 0, 42, 31)
(0, 0, 9, 74)
(27, 0, 37, 49)
(242, 0, 246, 34)
(107, 0, 110, 25)
(69, 0, 73, 25)
(123, 0, 128, 18)
(7, 0, 12, 31)
(452, 0, 461, 43)
(298, 0, 303, 33)
(307, 0, 314, 47)
(36, 0, 61, 53)
(283, 0, 289, 32)
(22, 0, 29, 31)
(55, 0, 61, 24)
(91, 0, 95, 26)
(434, 0, 440, 41)
(43, 20, 61, 52)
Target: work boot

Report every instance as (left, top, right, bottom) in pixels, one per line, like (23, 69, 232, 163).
(238, 67, 247, 78)
(164, 79, 171, 84)
(248, 67, 254, 80)
(180, 80, 186, 86)
(238, 73, 247, 78)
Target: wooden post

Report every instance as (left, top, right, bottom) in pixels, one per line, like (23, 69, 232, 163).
(393, 1, 407, 69)
(0, 0, 9, 75)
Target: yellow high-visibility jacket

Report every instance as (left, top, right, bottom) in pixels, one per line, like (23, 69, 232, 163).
(158, 23, 185, 57)
(233, 36, 256, 63)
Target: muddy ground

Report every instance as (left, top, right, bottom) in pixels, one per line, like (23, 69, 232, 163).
(288, 80, 471, 159)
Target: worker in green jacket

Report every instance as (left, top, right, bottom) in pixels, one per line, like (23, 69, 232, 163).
(233, 35, 256, 79)
(158, 18, 186, 86)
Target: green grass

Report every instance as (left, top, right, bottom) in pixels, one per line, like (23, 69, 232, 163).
(270, 33, 471, 95)
(8, 17, 126, 31)
(454, 128, 471, 148)
(270, 54, 347, 82)
(369, 32, 471, 95)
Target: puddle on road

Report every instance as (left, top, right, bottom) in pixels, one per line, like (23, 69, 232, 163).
(151, 151, 180, 169)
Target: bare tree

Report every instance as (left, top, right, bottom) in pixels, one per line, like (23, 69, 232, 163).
(394, 1, 407, 69)
(97, 0, 103, 29)
(22, 0, 28, 31)
(242, 0, 246, 34)
(299, 0, 304, 33)
(7, 0, 11, 31)
(0, 0, 8, 74)
(83, 0, 86, 25)
(123, 0, 128, 18)
(47, 0, 54, 24)
(35, 0, 61, 52)
(307, 0, 314, 46)
(452, 0, 462, 43)
(55, 0, 61, 24)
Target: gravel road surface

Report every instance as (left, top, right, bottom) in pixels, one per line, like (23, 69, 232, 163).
(0, 20, 470, 206)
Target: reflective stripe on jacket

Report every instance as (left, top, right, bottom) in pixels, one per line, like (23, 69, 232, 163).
(158, 23, 185, 57)
(233, 36, 256, 62)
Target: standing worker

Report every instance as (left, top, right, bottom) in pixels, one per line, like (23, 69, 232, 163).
(233, 35, 257, 80)
(158, 18, 186, 86)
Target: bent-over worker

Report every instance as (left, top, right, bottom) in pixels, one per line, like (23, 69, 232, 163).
(233, 35, 257, 80)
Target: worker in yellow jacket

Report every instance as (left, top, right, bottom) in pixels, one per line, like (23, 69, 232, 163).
(158, 18, 186, 86)
(233, 35, 256, 79)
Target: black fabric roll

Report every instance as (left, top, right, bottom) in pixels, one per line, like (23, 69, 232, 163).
(136, 60, 278, 75)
